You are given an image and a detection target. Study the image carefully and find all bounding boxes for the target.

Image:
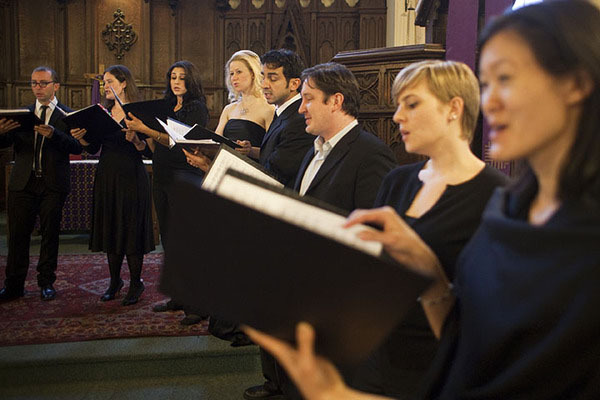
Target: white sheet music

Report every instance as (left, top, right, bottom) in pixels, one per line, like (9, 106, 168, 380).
(202, 148, 283, 192)
(215, 173, 383, 257)
(157, 118, 199, 148)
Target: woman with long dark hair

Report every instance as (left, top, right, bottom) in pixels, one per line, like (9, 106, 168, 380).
(71, 65, 154, 306)
(245, 1, 600, 398)
(124, 60, 209, 324)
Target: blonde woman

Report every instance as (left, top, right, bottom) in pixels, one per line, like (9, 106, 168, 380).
(216, 49, 274, 147)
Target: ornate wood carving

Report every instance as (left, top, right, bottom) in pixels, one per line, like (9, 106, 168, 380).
(102, 9, 138, 60)
(333, 44, 445, 165)
(68, 88, 86, 110)
(220, 0, 386, 70)
(248, 19, 266, 56)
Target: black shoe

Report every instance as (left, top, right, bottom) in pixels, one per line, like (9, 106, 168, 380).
(0, 287, 25, 302)
(152, 301, 183, 312)
(180, 314, 206, 326)
(40, 285, 56, 301)
(243, 384, 284, 400)
(100, 279, 124, 301)
(122, 281, 145, 306)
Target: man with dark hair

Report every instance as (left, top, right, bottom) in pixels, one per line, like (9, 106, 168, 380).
(241, 49, 315, 400)
(295, 62, 396, 211)
(238, 48, 314, 187)
(0, 66, 82, 302)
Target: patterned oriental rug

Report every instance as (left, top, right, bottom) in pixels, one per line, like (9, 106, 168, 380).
(0, 253, 208, 347)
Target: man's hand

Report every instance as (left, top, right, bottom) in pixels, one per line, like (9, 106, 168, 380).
(0, 118, 20, 134)
(34, 124, 55, 139)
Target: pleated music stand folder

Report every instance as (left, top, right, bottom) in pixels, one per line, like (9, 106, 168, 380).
(161, 171, 432, 367)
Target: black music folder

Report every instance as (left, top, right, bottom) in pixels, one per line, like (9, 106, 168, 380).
(0, 108, 43, 132)
(122, 99, 176, 134)
(161, 171, 432, 367)
(62, 104, 123, 143)
(182, 123, 241, 149)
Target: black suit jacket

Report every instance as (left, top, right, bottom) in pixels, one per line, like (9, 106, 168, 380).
(0, 102, 82, 193)
(259, 99, 314, 188)
(294, 125, 397, 212)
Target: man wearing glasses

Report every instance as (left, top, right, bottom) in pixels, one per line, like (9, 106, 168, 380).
(0, 66, 82, 302)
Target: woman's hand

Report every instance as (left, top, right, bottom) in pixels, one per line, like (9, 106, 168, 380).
(244, 323, 373, 400)
(345, 206, 439, 276)
(182, 148, 211, 172)
(70, 128, 89, 146)
(236, 140, 252, 156)
(345, 207, 454, 338)
(0, 118, 20, 134)
(124, 112, 149, 135)
(124, 129, 146, 150)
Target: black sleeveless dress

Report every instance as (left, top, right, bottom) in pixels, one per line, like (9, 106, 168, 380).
(223, 118, 266, 147)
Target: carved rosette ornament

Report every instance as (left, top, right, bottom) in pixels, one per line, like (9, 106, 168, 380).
(275, 0, 286, 8)
(102, 9, 138, 60)
(321, 0, 335, 7)
(252, 0, 265, 8)
(228, 0, 241, 9)
(299, 0, 311, 7)
(345, 0, 359, 6)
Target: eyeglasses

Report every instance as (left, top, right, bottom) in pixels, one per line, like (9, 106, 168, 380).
(30, 81, 55, 88)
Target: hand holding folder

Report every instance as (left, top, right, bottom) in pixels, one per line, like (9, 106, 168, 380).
(161, 170, 431, 367)
(0, 109, 43, 132)
(62, 104, 124, 143)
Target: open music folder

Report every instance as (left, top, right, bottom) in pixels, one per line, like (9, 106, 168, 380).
(121, 99, 175, 134)
(158, 117, 241, 150)
(62, 104, 124, 143)
(161, 170, 432, 367)
(201, 145, 283, 192)
(0, 108, 43, 132)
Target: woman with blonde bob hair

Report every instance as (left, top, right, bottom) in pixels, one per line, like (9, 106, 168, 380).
(344, 59, 508, 398)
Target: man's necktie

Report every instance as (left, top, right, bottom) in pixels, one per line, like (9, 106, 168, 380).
(34, 105, 48, 177)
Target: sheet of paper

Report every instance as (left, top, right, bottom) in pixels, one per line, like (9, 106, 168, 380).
(202, 148, 283, 192)
(215, 173, 383, 257)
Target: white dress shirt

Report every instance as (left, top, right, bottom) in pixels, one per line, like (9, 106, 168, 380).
(299, 119, 358, 196)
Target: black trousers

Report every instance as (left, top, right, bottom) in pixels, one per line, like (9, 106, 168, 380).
(5, 173, 67, 289)
(153, 178, 204, 317)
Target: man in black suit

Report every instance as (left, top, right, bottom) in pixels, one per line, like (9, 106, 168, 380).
(238, 49, 313, 188)
(244, 62, 396, 400)
(295, 62, 396, 211)
(0, 66, 82, 302)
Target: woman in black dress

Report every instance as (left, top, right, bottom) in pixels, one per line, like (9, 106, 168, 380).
(349, 60, 508, 398)
(125, 60, 209, 325)
(245, 1, 600, 398)
(183, 50, 274, 171)
(71, 65, 154, 306)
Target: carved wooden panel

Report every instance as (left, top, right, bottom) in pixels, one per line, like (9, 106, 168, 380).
(333, 44, 445, 165)
(248, 19, 266, 56)
(17, 86, 34, 106)
(17, 0, 58, 80)
(354, 70, 380, 108)
(65, 1, 88, 83)
(225, 19, 244, 58)
(150, 1, 176, 85)
(67, 87, 87, 110)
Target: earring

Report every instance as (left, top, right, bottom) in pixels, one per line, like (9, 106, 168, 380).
(450, 114, 457, 121)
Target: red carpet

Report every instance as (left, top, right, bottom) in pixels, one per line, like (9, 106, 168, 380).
(0, 253, 208, 347)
